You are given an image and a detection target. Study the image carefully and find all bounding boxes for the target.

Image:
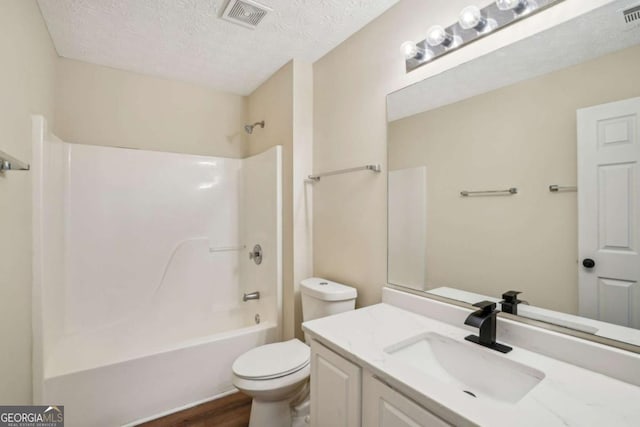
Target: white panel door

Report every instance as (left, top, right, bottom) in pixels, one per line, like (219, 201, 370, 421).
(362, 374, 451, 427)
(577, 97, 640, 328)
(310, 340, 361, 427)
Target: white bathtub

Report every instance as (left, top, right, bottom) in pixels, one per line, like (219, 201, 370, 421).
(43, 310, 278, 427)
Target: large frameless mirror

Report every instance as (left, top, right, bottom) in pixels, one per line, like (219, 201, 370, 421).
(387, 0, 640, 351)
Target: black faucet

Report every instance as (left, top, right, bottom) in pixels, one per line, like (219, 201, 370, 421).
(501, 290, 523, 315)
(464, 301, 512, 354)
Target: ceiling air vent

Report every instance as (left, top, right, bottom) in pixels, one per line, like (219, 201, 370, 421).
(623, 5, 640, 23)
(221, 0, 272, 30)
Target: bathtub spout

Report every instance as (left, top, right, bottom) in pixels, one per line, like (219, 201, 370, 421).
(243, 291, 260, 302)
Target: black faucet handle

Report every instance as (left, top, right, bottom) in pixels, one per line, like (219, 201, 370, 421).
(472, 300, 497, 314)
(502, 290, 522, 303)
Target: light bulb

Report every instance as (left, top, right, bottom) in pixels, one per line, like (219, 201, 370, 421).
(400, 41, 426, 60)
(401, 41, 418, 59)
(496, 0, 528, 14)
(426, 25, 462, 49)
(459, 5, 497, 33)
(426, 25, 454, 47)
(458, 6, 484, 30)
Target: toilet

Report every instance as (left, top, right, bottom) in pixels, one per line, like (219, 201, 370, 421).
(232, 278, 357, 427)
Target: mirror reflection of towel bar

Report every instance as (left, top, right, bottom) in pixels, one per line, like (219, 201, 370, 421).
(549, 185, 577, 192)
(460, 187, 518, 197)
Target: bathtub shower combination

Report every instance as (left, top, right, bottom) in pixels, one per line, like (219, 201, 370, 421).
(31, 116, 283, 426)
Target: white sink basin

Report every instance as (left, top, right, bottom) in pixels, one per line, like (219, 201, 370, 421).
(386, 332, 545, 403)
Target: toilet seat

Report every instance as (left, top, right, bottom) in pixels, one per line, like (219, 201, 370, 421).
(232, 339, 310, 380)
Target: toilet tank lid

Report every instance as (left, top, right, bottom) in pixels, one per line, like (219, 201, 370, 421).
(300, 277, 357, 301)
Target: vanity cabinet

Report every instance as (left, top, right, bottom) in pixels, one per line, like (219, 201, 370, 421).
(310, 339, 362, 427)
(363, 374, 452, 427)
(310, 339, 451, 427)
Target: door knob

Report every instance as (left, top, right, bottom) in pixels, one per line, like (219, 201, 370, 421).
(582, 258, 596, 269)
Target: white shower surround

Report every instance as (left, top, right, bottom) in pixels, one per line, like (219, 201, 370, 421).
(31, 116, 283, 426)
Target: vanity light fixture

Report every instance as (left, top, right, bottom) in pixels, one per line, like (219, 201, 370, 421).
(403, 0, 564, 73)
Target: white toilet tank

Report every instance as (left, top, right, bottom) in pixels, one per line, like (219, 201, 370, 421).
(300, 278, 357, 324)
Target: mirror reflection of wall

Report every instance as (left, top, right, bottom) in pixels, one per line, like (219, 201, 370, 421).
(388, 166, 427, 289)
(388, 43, 640, 320)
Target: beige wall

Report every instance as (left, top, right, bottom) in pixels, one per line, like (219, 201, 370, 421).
(388, 45, 640, 314)
(312, 0, 616, 309)
(0, 0, 57, 404)
(55, 58, 248, 157)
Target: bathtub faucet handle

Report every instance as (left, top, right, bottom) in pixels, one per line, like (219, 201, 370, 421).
(243, 291, 260, 302)
(249, 244, 263, 265)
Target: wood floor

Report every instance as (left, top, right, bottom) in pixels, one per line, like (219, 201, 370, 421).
(138, 392, 252, 427)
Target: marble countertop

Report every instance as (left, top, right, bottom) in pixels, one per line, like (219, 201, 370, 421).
(303, 303, 640, 427)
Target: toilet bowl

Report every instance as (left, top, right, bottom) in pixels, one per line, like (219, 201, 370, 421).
(232, 339, 310, 427)
(232, 278, 357, 427)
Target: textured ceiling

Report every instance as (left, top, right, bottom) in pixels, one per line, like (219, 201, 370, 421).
(38, 0, 400, 95)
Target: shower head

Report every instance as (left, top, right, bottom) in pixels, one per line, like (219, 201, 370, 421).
(244, 121, 265, 134)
